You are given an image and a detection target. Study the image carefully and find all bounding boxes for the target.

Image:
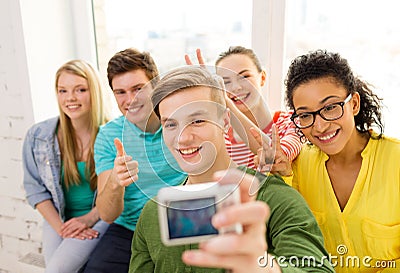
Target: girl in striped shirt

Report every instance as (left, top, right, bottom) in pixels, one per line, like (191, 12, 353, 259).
(217, 46, 302, 171)
(186, 46, 302, 173)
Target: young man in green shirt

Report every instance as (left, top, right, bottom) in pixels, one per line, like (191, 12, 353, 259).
(127, 66, 334, 272)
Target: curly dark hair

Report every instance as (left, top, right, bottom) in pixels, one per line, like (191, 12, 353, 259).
(107, 48, 159, 90)
(285, 50, 384, 137)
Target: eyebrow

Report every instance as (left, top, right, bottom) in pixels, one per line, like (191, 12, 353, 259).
(296, 95, 341, 111)
(189, 110, 208, 117)
(238, 69, 250, 75)
(160, 117, 171, 123)
(161, 110, 209, 123)
(57, 84, 87, 89)
(222, 69, 251, 80)
(113, 83, 145, 92)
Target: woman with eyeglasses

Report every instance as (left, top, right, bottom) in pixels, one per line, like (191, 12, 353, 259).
(255, 50, 399, 272)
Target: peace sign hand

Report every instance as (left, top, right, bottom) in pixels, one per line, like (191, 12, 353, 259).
(184, 48, 205, 66)
(250, 124, 292, 176)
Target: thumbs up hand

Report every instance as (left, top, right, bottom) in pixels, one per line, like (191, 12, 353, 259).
(113, 138, 139, 187)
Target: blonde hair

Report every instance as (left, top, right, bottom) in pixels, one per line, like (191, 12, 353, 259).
(55, 60, 109, 190)
(152, 66, 226, 118)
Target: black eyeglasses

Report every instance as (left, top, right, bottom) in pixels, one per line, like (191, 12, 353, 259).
(291, 93, 352, 129)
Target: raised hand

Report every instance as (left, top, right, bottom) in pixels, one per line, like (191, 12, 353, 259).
(250, 124, 292, 176)
(184, 48, 205, 66)
(113, 138, 139, 187)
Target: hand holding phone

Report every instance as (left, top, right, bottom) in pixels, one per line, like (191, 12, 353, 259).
(157, 182, 242, 246)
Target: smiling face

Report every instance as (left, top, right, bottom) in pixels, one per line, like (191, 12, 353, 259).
(216, 54, 265, 113)
(57, 71, 91, 122)
(112, 69, 157, 130)
(159, 87, 230, 177)
(292, 77, 360, 155)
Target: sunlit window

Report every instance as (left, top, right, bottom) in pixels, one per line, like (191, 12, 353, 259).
(285, 0, 400, 137)
(93, 0, 252, 75)
(94, 0, 399, 137)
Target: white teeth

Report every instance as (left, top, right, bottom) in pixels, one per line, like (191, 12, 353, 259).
(232, 94, 247, 101)
(319, 131, 337, 141)
(67, 105, 80, 109)
(180, 148, 199, 155)
(128, 106, 141, 113)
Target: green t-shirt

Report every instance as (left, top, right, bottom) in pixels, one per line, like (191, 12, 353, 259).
(129, 168, 334, 273)
(62, 161, 95, 220)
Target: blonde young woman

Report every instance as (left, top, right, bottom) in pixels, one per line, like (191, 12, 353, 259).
(23, 60, 110, 273)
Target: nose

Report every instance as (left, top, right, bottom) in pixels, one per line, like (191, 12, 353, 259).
(126, 91, 138, 106)
(66, 91, 76, 101)
(227, 78, 242, 94)
(178, 125, 194, 145)
(129, 90, 138, 101)
(313, 114, 329, 132)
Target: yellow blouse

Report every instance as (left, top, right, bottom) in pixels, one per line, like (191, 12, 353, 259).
(292, 135, 400, 273)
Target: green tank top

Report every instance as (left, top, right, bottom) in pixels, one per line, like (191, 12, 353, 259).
(61, 161, 95, 220)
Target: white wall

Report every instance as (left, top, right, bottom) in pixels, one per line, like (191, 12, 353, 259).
(0, 1, 42, 271)
(20, 0, 97, 123)
(0, 1, 96, 272)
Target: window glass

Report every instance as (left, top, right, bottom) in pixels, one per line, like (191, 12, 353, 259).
(285, 0, 400, 137)
(94, 0, 252, 74)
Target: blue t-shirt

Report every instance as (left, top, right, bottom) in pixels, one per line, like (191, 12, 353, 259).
(94, 116, 186, 231)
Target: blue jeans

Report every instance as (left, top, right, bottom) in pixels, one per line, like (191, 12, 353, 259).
(82, 223, 134, 273)
(42, 220, 109, 273)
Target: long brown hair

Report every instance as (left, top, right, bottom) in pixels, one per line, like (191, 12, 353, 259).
(55, 60, 109, 190)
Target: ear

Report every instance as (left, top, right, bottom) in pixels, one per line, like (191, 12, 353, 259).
(260, 70, 267, 87)
(351, 92, 361, 116)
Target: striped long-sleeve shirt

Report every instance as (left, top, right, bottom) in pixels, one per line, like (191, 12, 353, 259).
(225, 111, 303, 169)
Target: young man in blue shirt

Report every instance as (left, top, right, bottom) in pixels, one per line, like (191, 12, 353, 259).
(83, 48, 185, 273)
